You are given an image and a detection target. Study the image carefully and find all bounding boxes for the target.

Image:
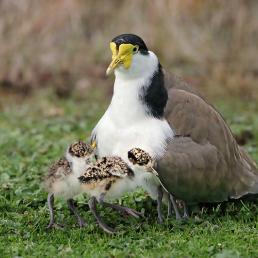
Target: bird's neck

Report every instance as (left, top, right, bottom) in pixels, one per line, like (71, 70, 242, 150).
(110, 62, 167, 120)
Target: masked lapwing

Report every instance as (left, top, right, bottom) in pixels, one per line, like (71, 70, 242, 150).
(91, 34, 258, 218)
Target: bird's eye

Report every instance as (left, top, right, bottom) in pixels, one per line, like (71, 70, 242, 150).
(133, 46, 139, 53)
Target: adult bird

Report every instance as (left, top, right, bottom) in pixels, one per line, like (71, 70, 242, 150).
(91, 34, 173, 221)
(92, 34, 173, 161)
(91, 33, 258, 215)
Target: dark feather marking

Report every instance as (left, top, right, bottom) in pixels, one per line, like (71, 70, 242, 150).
(69, 141, 93, 157)
(111, 34, 149, 54)
(105, 180, 113, 191)
(128, 148, 152, 166)
(140, 64, 168, 118)
(78, 166, 113, 184)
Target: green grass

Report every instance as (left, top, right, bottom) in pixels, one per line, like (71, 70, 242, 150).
(0, 91, 258, 258)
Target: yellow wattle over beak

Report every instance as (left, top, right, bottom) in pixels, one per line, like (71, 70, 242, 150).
(106, 42, 135, 75)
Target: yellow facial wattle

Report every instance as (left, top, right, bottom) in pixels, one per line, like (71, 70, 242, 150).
(106, 42, 138, 75)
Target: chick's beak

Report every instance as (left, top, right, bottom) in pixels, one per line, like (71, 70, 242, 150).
(106, 42, 134, 76)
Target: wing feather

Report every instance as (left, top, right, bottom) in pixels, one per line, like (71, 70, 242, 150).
(158, 89, 258, 203)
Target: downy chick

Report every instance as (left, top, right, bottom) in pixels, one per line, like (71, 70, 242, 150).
(128, 147, 182, 221)
(44, 141, 94, 229)
(78, 156, 142, 234)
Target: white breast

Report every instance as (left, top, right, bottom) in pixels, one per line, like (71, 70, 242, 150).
(92, 73, 173, 200)
(94, 112, 173, 161)
(93, 53, 174, 160)
(92, 51, 174, 201)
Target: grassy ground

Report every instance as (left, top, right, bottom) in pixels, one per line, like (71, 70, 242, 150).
(0, 91, 258, 258)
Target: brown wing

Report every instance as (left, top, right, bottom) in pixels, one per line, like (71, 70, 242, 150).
(164, 71, 201, 97)
(96, 156, 133, 177)
(78, 166, 111, 184)
(158, 89, 258, 203)
(157, 137, 224, 203)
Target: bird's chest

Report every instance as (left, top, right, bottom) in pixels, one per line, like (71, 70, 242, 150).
(95, 111, 172, 160)
(93, 79, 173, 159)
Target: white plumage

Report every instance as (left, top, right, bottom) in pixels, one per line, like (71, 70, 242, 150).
(92, 51, 174, 200)
(93, 51, 173, 161)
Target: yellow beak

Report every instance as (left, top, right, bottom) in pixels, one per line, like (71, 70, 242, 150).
(91, 141, 97, 149)
(106, 42, 135, 75)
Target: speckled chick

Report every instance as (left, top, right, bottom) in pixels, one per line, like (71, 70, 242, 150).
(78, 156, 142, 234)
(44, 141, 95, 229)
(79, 156, 135, 198)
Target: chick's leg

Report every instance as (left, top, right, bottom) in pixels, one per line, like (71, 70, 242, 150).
(182, 201, 189, 219)
(169, 194, 182, 220)
(88, 196, 115, 234)
(157, 186, 164, 224)
(46, 193, 63, 229)
(99, 193, 142, 219)
(67, 199, 86, 228)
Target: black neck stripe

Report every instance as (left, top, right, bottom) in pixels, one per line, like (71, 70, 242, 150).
(140, 64, 168, 118)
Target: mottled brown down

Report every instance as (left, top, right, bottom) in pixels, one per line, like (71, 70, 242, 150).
(157, 74, 258, 204)
(78, 156, 133, 184)
(128, 148, 152, 166)
(44, 157, 72, 192)
(69, 141, 93, 157)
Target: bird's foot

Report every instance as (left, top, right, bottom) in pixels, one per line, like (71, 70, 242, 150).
(119, 206, 143, 219)
(95, 220, 115, 234)
(182, 201, 189, 220)
(175, 214, 182, 221)
(182, 213, 189, 220)
(77, 218, 87, 228)
(46, 222, 64, 230)
(89, 196, 115, 234)
(102, 202, 143, 219)
(157, 214, 164, 224)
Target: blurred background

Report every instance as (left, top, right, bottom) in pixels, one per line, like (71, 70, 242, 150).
(0, 0, 257, 101)
(0, 3, 257, 253)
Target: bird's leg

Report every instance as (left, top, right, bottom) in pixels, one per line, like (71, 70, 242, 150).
(99, 193, 142, 219)
(167, 194, 173, 217)
(88, 196, 115, 234)
(67, 199, 86, 228)
(169, 194, 182, 220)
(182, 201, 189, 219)
(157, 186, 164, 224)
(46, 193, 63, 229)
